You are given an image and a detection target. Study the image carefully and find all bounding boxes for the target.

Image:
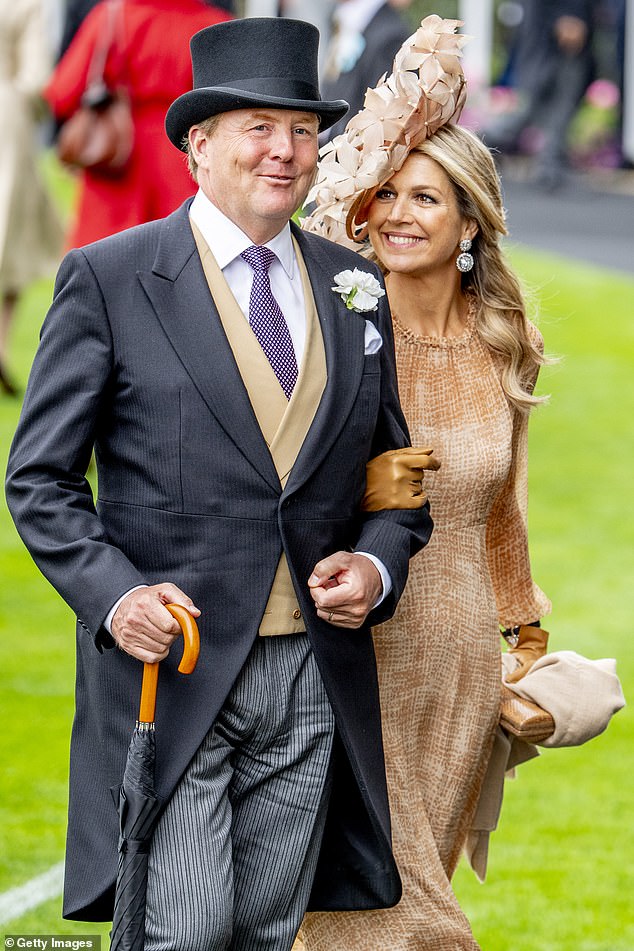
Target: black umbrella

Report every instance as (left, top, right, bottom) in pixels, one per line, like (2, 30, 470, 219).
(110, 603, 200, 951)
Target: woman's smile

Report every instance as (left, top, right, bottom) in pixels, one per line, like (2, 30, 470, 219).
(381, 232, 425, 248)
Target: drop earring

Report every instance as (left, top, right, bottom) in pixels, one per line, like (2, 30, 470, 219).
(456, 238, 474, 273)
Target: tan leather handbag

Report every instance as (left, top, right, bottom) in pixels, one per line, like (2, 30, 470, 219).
(499, 684, 555, 743)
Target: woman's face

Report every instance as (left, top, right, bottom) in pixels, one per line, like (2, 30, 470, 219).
(366, 152, 476, 277)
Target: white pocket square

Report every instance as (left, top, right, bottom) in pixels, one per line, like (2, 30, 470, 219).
(364, 320, 383, 355)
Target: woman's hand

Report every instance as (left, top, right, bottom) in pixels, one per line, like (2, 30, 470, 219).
(362, 446, 440, 512)
(504, 626, 549, 683)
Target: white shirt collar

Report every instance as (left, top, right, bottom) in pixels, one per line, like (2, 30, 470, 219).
(189, 189, 296, 279)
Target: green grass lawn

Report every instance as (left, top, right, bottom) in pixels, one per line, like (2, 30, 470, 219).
(454, 248, 634, 950)
(1, 188, 632, 947)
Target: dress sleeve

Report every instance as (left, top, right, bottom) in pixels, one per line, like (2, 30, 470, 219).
(486, 323, 551, 628)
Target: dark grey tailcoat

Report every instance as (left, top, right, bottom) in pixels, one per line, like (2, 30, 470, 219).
(5, 201, 432, 921)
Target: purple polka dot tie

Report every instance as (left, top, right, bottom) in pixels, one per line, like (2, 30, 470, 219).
(241, 245, 298, 400)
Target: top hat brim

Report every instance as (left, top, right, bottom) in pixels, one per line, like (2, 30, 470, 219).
(165, 87, 349, 150)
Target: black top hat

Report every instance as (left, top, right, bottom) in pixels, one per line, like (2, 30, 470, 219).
(165, 17, 349, 149)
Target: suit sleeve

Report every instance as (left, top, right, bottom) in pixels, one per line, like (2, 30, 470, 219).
(5, 250, 147, 647)
(352, 282, 433, 624)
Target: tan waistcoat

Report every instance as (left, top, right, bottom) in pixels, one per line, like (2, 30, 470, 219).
(191, 223, 327, 635)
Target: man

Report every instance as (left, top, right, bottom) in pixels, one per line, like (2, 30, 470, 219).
(6, 17, 431, 951)
(320, 0, 412, 141)
(483, 0, 594, 189)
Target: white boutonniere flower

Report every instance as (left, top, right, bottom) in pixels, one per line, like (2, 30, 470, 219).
(332, 268, 385, 313)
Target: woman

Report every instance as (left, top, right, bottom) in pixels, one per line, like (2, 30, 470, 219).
(0, 0, 63, 393)
(301, 16, 551, 950)
(45, 0, 232, 249)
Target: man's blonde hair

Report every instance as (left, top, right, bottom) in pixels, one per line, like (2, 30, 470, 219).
(184, 115, 222, 180)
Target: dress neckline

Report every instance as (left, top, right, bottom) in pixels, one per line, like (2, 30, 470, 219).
(392, 295, 478, 349)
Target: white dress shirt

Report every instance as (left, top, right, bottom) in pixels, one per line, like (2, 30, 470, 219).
(104, 189, 390, 632)
(189, 189, 307, 364)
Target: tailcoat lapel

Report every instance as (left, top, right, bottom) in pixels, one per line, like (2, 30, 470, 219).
(283, 225, 366, 494)
(137, 206, 367, 497)
(137, 203, 281, 492)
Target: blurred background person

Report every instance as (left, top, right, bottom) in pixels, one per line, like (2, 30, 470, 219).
(594, 0, 627, 167)
(319, 0, 413, 141)
(482, 0, 595, 189)
(0, 0, 63, 395)
(45, 0, 232, 249)
(57, 0, 235, 61)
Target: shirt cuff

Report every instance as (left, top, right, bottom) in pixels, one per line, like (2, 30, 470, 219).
(355, 552, 392, 607)
(104, 585, 148, 633)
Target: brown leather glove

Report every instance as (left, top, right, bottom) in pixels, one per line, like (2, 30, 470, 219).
(361, 447, 440, 512)
(503, 626, 549, 683)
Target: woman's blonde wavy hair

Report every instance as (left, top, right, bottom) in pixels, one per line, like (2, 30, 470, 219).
(366, 124, 550, 413)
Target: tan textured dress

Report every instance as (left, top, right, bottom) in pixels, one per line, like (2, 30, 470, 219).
(302, 304, 550, 950)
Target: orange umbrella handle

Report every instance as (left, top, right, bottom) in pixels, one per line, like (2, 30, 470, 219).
(138, 603, 201, 723)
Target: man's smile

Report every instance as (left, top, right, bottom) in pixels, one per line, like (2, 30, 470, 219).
(259, 171, 297, 184)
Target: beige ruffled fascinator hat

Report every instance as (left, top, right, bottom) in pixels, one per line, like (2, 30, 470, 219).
(302, 15, 468, 249)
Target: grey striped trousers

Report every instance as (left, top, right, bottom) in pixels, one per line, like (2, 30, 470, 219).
(144, 633, 335, 951)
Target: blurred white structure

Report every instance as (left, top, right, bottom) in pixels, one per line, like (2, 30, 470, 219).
(239, 0, 336, 71)
(624, 0, 634, 163)
(242, 0, 278, 15)
(42, 0, 64, 56)
(458, 0, 494, 91)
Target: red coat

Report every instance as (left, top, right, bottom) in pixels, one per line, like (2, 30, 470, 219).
(46, 0, 232, 248)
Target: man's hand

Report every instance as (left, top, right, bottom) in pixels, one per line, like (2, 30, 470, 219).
(111, 583, 201, 664)
(308, 552, 382, 629)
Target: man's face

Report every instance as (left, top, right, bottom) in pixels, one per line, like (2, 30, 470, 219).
(190, 108, 319, 243)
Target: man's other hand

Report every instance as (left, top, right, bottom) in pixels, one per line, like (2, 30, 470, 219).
(308, 553, 382, 628)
